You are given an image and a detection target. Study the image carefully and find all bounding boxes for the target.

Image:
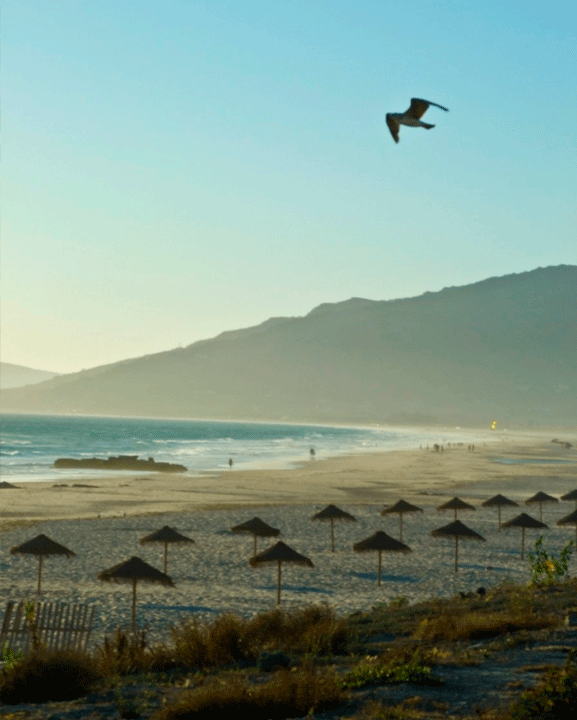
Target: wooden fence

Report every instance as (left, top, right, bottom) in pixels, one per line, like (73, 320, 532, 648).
(1, 600, 95, 653)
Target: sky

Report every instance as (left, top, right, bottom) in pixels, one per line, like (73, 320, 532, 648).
(2, 0, 576, 374)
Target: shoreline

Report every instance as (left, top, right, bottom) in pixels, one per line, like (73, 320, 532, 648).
(2, 432, 575, 526)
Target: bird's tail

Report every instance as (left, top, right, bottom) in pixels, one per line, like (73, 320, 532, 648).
(422, 122, 435, 130)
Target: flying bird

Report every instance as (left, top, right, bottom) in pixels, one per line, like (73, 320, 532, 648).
(386, 98, 449, 144)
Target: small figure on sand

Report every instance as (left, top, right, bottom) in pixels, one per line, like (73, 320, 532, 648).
(228, 458, 233, 469)
(310, 448, 315, 460)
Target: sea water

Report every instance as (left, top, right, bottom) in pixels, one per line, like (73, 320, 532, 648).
(0, 413, 466, 484)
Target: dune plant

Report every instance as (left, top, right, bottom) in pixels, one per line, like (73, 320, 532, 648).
(150, 668, 344, 720)
(509, 649, 577, 719)
(527, 536, 574, 587)
(338, 650, 442, 690)
(1, 642, 24, 672)
(0, 649, 102, 704)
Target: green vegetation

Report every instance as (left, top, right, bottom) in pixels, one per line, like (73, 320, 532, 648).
(509, 649, 577, 720)
(527, 535, 574, 587)
(339, 650, 443, 689)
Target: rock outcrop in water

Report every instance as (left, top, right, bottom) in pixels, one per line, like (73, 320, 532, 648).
(53, 455, 187, 473)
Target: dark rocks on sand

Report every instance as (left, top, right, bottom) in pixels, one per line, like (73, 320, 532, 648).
(53, 455, 187, 473)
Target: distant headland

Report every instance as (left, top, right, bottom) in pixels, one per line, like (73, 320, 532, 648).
(53, 455, 187, 473)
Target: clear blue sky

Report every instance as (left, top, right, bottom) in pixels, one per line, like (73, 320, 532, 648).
(3, 0, 576, 373)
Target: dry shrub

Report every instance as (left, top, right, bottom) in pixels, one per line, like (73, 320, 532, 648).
(150, 668, 345, 720)
(97, 627, 154, 675)
(169, 605, 348, 669)
(169, 613, 250, 669)
(0, 649, 102, 704)
(244, 604, 348, 655)
(413, 610, 555, 643)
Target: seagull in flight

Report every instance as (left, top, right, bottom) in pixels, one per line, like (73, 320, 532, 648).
(386, 98, 449, 143)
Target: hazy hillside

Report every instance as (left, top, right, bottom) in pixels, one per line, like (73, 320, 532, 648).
(0, 363, 59, 390)
(1, 265, 575, 428)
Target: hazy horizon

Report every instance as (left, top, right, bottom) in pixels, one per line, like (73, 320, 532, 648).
(3, 1, 576, 374)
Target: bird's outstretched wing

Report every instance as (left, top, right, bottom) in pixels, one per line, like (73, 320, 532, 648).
(386, 114, 400, 143)
(408, 98, 449, 118)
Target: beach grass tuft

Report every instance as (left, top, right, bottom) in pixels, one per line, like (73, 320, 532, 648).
(0, 648, 102, 704)
(149, 667, 345, 720)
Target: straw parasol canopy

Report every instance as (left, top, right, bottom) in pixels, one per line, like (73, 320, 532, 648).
(557, 508, 577, 543)
(481, 494, 519, 529)
(437, 497, 476, 520)
(381, 499, 423, 542)
(353, 531, 411, 586)
(525, 491, 558, 522)
(431, 520, 485, 573)
(249, 541, 313, 604)
(231, 517, 280, 556)
(311, 504, 356, 552)
(502, 513, 548, 559)
(10, 534, 76, 594)
(98, 556, 174, 630)
(561, 489, 577, 508)
(140, 525, 195, 574)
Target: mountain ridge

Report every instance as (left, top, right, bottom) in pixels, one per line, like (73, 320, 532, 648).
(2, 265, 575, 428)
(0, 363, 60, 390)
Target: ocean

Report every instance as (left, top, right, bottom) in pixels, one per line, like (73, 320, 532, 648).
(0, 413, 464, 484)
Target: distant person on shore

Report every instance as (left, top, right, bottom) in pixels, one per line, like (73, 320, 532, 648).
(310, 448, 315, 460)
(228, 458, 233, 469)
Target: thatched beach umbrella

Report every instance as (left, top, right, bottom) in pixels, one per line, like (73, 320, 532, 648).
(381, 499, 423, 542)
(437, 497, 476, 520)
(140, 525, 195, 574)
(10, 534, 76, 594)
(249, 541, 313, 604)
(98, 556, 174, 630)
(311, 504, 356, 551)
(525, 491, 558, 522)
(561, 489, 577, 509)
(502, 513, 548, 559)
(431, 520, 485, 573)
(353, 531, 411, 586)
(557, 508, 577, 543)
(481, 494, 519, 529)
(231, 517, 280, 556)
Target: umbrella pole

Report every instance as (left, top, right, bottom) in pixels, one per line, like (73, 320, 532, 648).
(330, 519, 335, 552)
(277, 561, 281, 604)
(254, 534, 257, 557)
(455, 536, 459, 573)
(164, 542, 168, 575)
(521, 528, 525, 560)
(498, 507, 502, 530)
(539, 504, 543, 523)
(378, 550, 382, 587)
(132, 579, 137, 632)
(37, 555, 43, 594)
(399, 514, 403, 543)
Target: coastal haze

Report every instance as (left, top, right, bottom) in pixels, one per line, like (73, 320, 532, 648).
(1, 265, 575, 428)
(0, 363, 59, 390)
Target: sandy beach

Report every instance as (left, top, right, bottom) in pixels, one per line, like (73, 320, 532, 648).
(1, 431, 576, 646)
